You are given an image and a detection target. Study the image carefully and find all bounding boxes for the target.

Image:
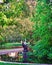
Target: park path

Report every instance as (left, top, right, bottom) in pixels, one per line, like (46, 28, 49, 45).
(0, 48, 23, 55)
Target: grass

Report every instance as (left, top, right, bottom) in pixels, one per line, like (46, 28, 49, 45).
(2, 42, 21, 49)
(0, 62, 24, 65)
(0, 62, 34, 65)
(1, 42, 30, 49)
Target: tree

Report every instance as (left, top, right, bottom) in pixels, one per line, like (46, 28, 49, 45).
(0, 12, 8, 27)
(3, 0, 30, 18)
(0, 35, 5, 48)
(31, 0, 52, 63)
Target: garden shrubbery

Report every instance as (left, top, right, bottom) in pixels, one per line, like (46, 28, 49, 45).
(30, 0, 52, 63)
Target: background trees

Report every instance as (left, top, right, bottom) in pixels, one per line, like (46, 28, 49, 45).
(0, 0, 33, 45)
(3, 0, 30, 18)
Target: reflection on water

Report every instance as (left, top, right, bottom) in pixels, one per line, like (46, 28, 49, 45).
(0, 52, 23, 62)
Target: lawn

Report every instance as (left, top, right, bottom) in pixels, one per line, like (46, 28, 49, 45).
(0, 62, 34, 65)
(2, 42, 30, 49)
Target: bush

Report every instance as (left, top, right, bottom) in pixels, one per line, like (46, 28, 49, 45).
(30, 0, 52, 63)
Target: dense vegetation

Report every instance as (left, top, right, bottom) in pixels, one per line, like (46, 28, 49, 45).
(30, 0, 52, 63)
(0, 0, 52, 64)
(0, 0, 33, 45)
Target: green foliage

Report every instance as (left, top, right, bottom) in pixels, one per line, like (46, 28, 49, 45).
(30, 0, 52, 63)
(15, 0, 30, 18)
(47, 47, 52, 59)
(31, 0, 52, 43)
(36, 0, 50, 3)
(0, 12, 8, 27)
(3, 0, 30, 18)
(0, 35, 5, 48)
(0, 0, 31, 44)
(0, 35, 4, 43)
(32, 41, 49, 58)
